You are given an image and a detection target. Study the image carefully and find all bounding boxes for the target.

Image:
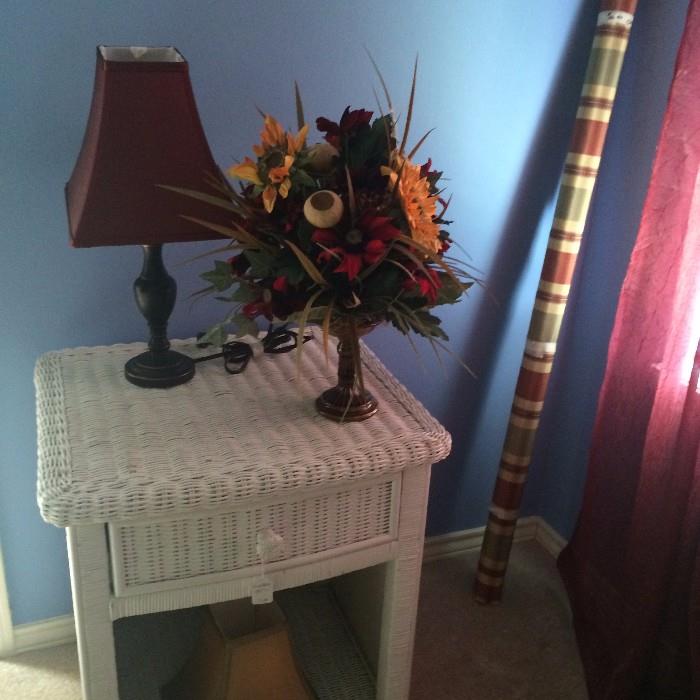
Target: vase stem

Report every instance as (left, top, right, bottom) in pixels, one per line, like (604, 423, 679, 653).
(316, 322, 378, 422)
(337, 324, 362, 390)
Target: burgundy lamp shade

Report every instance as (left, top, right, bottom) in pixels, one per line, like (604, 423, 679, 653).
(66, 46, 227, 389)
(66, 46, 224, 247)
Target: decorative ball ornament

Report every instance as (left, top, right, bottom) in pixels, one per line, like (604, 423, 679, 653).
(303, 190, 344, 228)
(308, 142, 339, 171)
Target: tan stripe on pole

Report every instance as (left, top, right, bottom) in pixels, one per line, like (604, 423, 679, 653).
(474, 0, 639, 605)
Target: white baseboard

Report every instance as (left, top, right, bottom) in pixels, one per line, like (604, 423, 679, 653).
(1, 516, 566, 657)
(0, 535, 77, 658)
(11, 615, 76, 655)
(423, 515, 566, 561)
(0, 541, 14, 657)
(533, 516, 567, 557)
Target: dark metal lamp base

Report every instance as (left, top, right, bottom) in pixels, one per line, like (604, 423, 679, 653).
(315, 387, 378, 422)
(124, 244, 196, 389)
(124, 349, 195, 388)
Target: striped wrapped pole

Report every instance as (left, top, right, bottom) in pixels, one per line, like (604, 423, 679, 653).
(474, 0, 638, 605)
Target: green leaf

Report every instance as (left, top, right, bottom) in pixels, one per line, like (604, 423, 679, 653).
(362, 266, 403, 300)
(372, 89, 394, 156)
(157, 185, 241, 214)
(394, 233, 466, 291)
(365, 48, 393, 114)
(296, 219, 315, 250)
(276, 262, 306, 286)
(231, 314, 260, 338)
(347, 116, 390, 169)
(245, 249, 276, 278)
(230, 284, 259, 303)
(434, 274, 470, 305)
(293, 168, 317, 189)
(200, 260, 234, 291)
(391, 299, 447, 340)
(414, 310, 447, 338)
(407, 127, 435, 161)
(321, 299, 335, 364)
(294, 81, 305, 131)
(285, 240, 327, 286)
(399, 55, 418, 157)
(398, 293, 427, 309)
(294, 288, 325, 374)
(255, 249, 306, 287)
(198, 323, 229, 347)
(374, 114, 393, 136)
(345, 165, 357, 221)
(181, 215, 272, 252)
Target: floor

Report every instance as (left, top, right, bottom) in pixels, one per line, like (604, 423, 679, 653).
(410, 541, 587, 699)
(0, 540, 587, 699)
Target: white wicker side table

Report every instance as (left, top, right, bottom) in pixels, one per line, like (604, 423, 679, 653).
(35, 337, 451, 700)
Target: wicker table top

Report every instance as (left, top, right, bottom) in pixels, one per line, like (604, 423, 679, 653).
(35, 336, 450, 527)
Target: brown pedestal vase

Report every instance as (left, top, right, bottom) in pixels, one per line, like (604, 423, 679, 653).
(315, 320, 378, 422)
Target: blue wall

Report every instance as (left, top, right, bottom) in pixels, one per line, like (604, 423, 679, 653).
(2, 0, 597, 625)
(523, 0, 691, 538)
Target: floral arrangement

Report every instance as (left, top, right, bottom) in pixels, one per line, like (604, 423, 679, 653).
(173, 65, 475, 368)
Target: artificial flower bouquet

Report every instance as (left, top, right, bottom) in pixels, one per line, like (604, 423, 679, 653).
(170, 65, 475, 418)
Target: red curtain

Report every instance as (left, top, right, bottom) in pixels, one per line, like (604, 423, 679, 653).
(557, 2, 700, 698)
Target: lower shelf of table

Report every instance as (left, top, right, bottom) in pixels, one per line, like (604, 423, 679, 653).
(277, 584, 375, 700)
(114, 580, 377, 700)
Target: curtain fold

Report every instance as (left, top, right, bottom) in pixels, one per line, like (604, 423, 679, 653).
(558, 1, 700, 696)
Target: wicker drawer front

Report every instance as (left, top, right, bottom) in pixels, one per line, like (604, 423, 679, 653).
(108, 477, 399, 596)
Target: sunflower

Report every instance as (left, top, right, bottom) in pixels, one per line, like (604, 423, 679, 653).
(253, 115, 286, 155)
(253, 115, 307, 157)
(228, 115, 308, 213)
(382, 158, 441, 254)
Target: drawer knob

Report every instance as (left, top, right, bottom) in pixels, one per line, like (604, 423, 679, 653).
(256, 528, 285, 560)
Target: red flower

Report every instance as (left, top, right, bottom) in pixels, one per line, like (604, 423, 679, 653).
(316, 107, 373, 149)
(358, 212, 403, 244)
(334, 252, 363, 280)
(242, 279, 305, 322)
(419, 159, 443, 196)
(272, 275, 288, 293)
(228, 254, 250, 276)
(311, 212, 401, 281)
(403, 267, 442, 304)
(242, 298, 274, 321)
(419, 158, 433, 179)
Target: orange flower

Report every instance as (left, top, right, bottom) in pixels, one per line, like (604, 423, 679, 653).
(382, 158, 440, 254)
(253, 115, 286, 156)
(253, 115, 308, 157)
(286, 124, 308, 155)
(227, 156, 262, 186)
(231, 115, 308, 213)
(262, 186, 277, 213)
(267, 155, 293, 184)
(260, 155, 293, 212)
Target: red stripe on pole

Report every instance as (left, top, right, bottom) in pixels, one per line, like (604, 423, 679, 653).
(570, 119, 610, 155)
(542, 249, 579, 284)
(601, 0, 636, 12)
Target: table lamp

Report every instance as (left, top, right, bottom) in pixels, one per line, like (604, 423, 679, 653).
(65, 45, 225, 388)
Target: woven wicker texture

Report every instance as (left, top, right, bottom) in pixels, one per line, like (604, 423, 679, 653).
(277, 583, 376, 700)
(36, 337, 450, 527)
(111, 478, 396, 592)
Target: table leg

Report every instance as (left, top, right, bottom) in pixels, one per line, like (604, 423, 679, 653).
(66, 524, 119, 700)
(376, 463, 431, 700)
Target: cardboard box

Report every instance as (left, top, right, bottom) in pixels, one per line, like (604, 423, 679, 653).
(162, 598, 315, 700)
